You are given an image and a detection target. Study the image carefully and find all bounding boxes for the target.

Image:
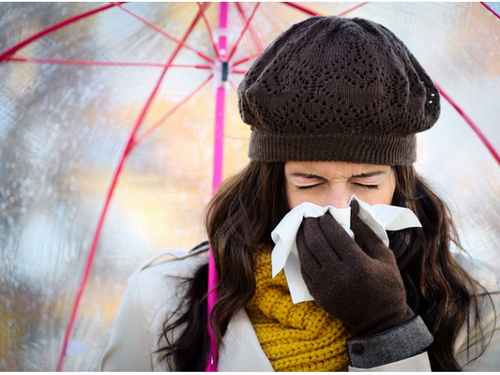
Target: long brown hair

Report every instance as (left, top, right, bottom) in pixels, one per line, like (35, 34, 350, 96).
(157, 161, 494, 371)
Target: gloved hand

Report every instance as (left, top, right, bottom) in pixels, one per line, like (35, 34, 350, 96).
(296, 200, 415, 337)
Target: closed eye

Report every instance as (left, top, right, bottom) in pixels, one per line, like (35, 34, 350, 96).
(355, 183, 379, 190)
(297, 183, 379, 190)
(296, 184, 322, 190)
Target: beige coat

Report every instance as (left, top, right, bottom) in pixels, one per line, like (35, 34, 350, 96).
(100, 247, 500, 372)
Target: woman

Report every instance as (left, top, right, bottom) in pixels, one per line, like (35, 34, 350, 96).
(100, 15, 500, 371)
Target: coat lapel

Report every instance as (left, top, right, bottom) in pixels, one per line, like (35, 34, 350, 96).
(218, 308, 274, 372)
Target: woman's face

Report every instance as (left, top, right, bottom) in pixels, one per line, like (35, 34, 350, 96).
(284, 161, 396, 209)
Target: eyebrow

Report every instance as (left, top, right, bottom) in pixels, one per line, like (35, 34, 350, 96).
(289, 172, 327, 181)
(351, 171, 386, 178)
(289, 171, 386, 180)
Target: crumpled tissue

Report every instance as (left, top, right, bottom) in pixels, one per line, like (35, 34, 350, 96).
(270, 195, 422, 304)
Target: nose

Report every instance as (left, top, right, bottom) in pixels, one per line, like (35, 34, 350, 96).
(325, 185, 350, 209)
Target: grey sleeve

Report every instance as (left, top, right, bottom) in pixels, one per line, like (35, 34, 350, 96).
(346, 315, 434, 369)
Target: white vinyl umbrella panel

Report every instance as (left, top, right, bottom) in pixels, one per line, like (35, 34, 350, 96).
(0, 2, 499, 370)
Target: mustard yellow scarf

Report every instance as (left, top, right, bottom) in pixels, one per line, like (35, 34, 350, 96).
(246, 247, 352, 372)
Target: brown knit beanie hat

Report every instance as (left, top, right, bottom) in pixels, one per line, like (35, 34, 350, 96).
(237, 15, 440, 165)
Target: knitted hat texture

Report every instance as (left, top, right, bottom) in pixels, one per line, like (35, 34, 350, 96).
(237, 15, 441, 165)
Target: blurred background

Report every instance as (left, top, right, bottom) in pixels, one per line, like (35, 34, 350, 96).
(0, 2, 499, 371)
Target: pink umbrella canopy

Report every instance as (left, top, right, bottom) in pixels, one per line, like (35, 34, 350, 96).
(0, 2, 499, 371)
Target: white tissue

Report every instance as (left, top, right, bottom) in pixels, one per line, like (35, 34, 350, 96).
(270, 195, 422, 304)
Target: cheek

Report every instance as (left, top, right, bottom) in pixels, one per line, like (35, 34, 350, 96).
(285, 182, 297, 209)
(361, 177, 395, 205)
(385, 173, 397, 204)
(359, 188, 394, 205)
(285, 181, 318, 209)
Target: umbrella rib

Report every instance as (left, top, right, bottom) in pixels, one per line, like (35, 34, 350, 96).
(336, 2, 369, 17)
(132, 73, 214, 149)
(480, 2, 500, 19)
(230, 1, 312, 68)
(232, 53, 260, 68)
(227, 2, 261, 62)
(0, 2, 122, 62)
(282, 2, 320, 16)
(235, 2, 265, 53)
(6, 56, 212, 69)
(117, 3, 215, 64)
(436, 83, 500, 166)
(56, 6, 207, 372)
(282, 2, 368, 17)
(231, 68, 247, 75)
(197, 2, 221, 60)
(228, 77, 239, 93)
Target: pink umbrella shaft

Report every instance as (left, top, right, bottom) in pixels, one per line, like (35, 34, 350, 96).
(207, 244, 219, 370)
(206, 1, 229, 372)
(212, 86, 226, 195)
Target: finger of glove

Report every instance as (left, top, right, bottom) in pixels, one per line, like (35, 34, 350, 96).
(299, 261, 315, 290)
(297, 217, 341, 269)
(318, 213, 364, 263)
(351, 214, 393, 262)
(296, 222, 321, 271)
(350, 199, 360, 218)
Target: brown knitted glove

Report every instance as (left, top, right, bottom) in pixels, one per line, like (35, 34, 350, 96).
(296, 200, 415, 337)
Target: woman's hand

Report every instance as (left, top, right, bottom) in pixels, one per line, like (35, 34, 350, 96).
(296, 200, 415, 337)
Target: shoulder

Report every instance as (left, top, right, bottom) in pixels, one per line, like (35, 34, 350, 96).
(122, 243, 209, 371)
(100, 244, 209, 371)
(134, 243, 209, 288)
(130, 243, 210, 320)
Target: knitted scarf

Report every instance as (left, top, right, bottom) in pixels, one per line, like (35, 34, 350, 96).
(246, 247, 352, 372)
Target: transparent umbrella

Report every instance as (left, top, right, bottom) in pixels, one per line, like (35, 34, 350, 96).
(0, 2, 499, 371)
